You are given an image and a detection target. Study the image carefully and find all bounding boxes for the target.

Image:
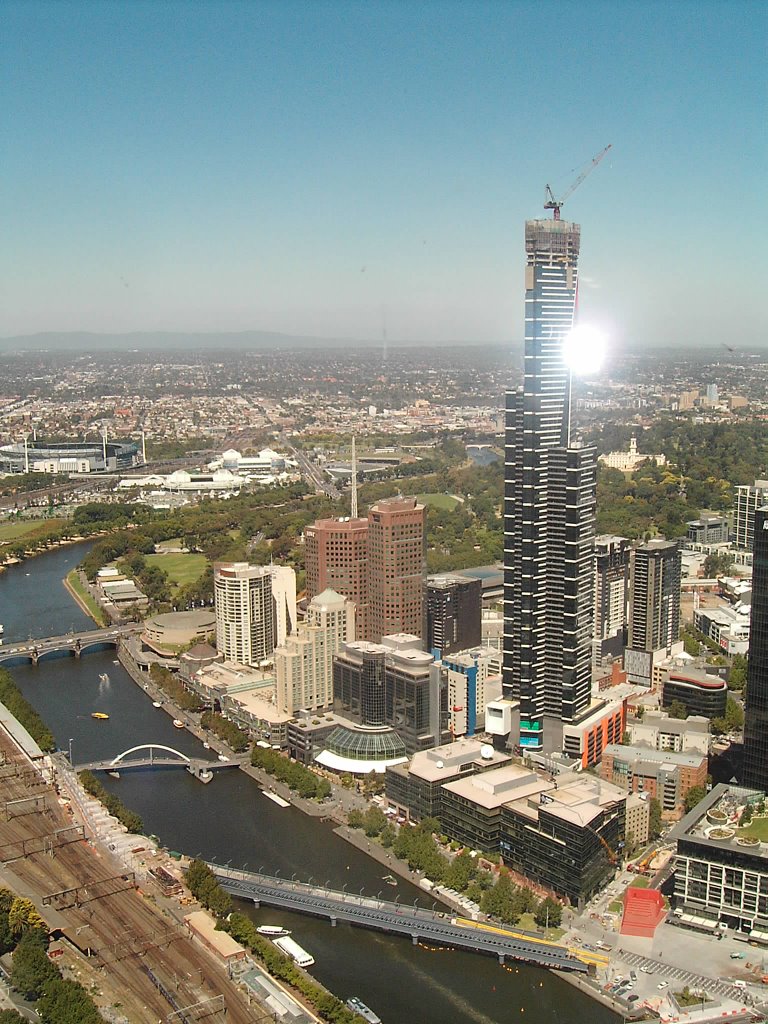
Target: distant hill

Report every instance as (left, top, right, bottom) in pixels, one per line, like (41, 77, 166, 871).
(0, 330, 497, 353)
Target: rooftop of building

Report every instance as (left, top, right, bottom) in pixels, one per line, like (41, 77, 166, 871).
(403, 738, 510, 783)
(442, 762, 547, 810)
(510, 774, 626, 829)
(602, 743, 707, 769)
(669, 783, 768, 860)
(633, 710, 710, 733)
(310, 588, 349, 607)
(196, 659, 275, 692)
(143, 609, 216, 631)
(306, 516, 369, 532)
(427, 573, 479, 589)
(665, 668, 728, 689)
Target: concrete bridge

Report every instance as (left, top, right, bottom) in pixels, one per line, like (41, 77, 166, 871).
(0, 625, 136, 666)
(75, 744, 243, 783)
(211, 865, 590, 973)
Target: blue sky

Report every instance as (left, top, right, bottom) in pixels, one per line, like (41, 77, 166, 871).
(2, 0, 766, 347)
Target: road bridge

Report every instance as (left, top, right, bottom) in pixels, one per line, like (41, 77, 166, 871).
(0, 625, 136, 666)
(75, 744, 244, 782)
(211, 865, 590, 973)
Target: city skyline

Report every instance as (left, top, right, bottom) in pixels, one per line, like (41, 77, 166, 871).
(3, 0, 766, 349)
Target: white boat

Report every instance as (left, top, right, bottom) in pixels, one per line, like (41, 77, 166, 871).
(152, 701, 162, 708)
(273, 935, 314, 968)
(173, 720, 184, 729)
(256, 925, 291, 937)
(346, 997, 382, 1024)
(99, 673, 110, 684)
(263, 790, 290, 808)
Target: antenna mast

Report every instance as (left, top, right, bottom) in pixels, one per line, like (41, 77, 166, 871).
(350, 436, 358, 519)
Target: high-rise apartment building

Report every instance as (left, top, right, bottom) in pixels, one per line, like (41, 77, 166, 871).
(734, 480, 768, 551)
(425, 574, 482, 656)
(214, 562, 275, 666)
(627, 540, 682, 654)
(274, 589, 355, 715)
(305, 516, 369, 637)
(594, 535, 630, 664)
(368, 497, 426, 642)
(503, 217, 596, 751)
(742, 507, 768, 791)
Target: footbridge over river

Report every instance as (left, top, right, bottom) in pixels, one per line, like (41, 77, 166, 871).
(0, 625, 136, 666)
(211, 865, 593, 973)
(75, 745, 246, 782)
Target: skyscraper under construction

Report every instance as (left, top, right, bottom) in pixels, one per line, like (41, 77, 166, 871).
(502, 218, 596, 751)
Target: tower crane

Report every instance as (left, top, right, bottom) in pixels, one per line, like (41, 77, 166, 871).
(544, 144, 612, 220)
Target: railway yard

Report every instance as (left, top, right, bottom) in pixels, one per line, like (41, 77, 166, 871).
(0, 732, 269, 1024)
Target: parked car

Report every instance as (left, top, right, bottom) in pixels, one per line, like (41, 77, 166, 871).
(657, 981, 668, 990)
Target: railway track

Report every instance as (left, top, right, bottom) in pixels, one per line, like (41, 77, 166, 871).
(0, 736, 259, 1023)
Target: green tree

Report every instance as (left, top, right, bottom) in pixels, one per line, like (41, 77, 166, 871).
(684, 785, 707, 813)
(10, 931, 58, 1001)
(443, 851, 477, 893)
(534, 896, 562, 929)
(379, 823, 396, 848)
(37, 978, 102, 1024)
(0, 1011, 27, 1023)
(648, 798, 663, 840)
(725, 696, 744, 731)
(8, 898, 47, 938)
(667, 700, 689, 720)
(729, 654, 748, 690)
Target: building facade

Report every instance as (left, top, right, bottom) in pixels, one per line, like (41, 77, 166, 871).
(367, 497, 426, 642)
(742, 507, 768, 791)
(274, 589, 355, 715)
(673, 784, 768, 934)
(662, 670, 728, 721)
(305, 517, 370, 638)
(734, 481, 768, 551)
(628, 539, 682, 658)
(503, 217, 596, 752)
(425, 574, 482, 656)
(214, 562, 275, 666)
(594, 535, 630, 664)
(600, 744, 708, 817)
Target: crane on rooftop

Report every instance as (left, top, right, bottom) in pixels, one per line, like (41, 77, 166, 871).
(544, 144, 612, 220)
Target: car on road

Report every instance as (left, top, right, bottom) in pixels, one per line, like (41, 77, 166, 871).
(657, 981, 668, 990)
(627, 994, 640, 1003)
(641, 965, 654, 974)
(730, 951, 746, 959)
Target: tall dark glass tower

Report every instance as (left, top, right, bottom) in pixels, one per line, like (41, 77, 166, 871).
(742, 506, 768, 791)
(503, 218, 596, 751)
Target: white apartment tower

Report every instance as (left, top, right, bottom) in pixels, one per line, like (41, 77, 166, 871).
(214, 562, 275, 666)
(275, 589, 355, 714)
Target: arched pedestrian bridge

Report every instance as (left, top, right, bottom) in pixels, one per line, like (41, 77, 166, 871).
(75, 744, 244, 783)
(0, 626, 136, 666)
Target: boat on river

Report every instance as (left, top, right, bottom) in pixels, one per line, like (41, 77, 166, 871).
(153, 701, 162, 708)
(273, 935, 314, 968)
(345, 996, 382, 1023)
(256, 925, 291, 937)
(173, 719, 184, 728)
(382, 874, 398, 886)
(91, 712, 109, 720)
(99, 672, 110, 684)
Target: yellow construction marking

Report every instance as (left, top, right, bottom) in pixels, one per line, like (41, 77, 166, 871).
(452, 917, 609, 967)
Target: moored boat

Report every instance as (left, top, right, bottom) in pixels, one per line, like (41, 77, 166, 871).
(152, 701, 162, 708)
(256, 925, 291, 937)
(173, 719, 184, 728)
(345, 996, 382, 1024)
(273, 935, 314, 968)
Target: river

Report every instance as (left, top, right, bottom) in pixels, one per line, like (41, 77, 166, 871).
(0, 542, 617, 1024)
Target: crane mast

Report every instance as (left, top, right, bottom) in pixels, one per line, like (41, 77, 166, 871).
(544, 144, 612, 219)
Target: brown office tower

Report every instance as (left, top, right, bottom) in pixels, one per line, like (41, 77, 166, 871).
(368, 497, 426, 642)
(305, 517, 370, 639)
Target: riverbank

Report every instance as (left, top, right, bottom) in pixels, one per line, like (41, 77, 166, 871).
(63, 568, 108, 626)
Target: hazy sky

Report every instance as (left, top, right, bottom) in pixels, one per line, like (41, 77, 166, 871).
(2, 0, 766, 347)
